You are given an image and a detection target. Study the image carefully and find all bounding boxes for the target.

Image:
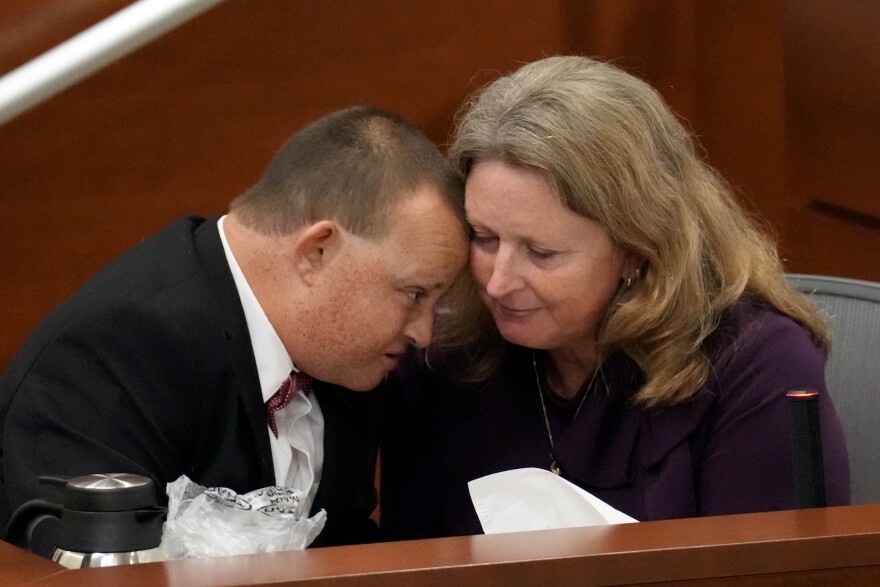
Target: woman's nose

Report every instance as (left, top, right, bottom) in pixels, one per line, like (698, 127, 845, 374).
(484, 249, 520, 298)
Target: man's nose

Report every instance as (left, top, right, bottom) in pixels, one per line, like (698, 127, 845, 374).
(404, 304, 434, 348)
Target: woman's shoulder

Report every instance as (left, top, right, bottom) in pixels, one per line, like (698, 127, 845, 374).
(715, 299, 822, 354)
(705, 299, 827, 397)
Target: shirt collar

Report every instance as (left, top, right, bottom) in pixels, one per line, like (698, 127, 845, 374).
(218, 216, 298, 403)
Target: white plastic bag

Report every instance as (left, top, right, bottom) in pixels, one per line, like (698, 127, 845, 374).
(160, 475, 326, 559)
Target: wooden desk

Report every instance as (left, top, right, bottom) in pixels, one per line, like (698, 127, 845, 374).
(6, 504, 880, 586)
(0, 540, 65, 585)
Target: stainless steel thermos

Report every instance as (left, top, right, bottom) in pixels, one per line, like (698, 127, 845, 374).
(4, 473, 167, 568)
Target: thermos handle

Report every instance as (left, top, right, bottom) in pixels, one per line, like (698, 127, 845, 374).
(4, 475, 70, 553)
(4, 498, 64, 551)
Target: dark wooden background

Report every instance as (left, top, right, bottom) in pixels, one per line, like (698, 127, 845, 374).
(1, 0, 877, 370)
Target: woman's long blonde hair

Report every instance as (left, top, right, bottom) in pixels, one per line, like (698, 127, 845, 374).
(441, 55, 829, 407)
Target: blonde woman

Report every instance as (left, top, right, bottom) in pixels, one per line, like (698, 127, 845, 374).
(380, 56, 849, 539)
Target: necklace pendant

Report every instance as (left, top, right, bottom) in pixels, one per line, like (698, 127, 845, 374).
(550, 460, 561, 475)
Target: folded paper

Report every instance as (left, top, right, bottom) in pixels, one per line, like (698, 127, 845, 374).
(468, 468, 637, 534)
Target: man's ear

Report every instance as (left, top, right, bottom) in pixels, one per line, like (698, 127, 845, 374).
(291, 220, 339, 284)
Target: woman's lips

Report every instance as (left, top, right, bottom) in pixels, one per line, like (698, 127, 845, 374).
(492, 302, 538, 319)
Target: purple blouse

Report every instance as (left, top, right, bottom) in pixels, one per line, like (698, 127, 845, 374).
(380, 302, 850, 540)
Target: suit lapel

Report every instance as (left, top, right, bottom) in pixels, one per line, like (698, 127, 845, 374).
(311, 383, 352, 514)
(194, 217, 275, 487)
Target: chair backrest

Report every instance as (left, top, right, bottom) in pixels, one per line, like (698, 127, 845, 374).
(785, 273, 880, 505)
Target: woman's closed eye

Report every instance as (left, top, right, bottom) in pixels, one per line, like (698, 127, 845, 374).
(528, 246, 557, 261)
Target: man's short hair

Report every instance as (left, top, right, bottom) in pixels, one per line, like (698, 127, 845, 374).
(231, 106, 463, 239)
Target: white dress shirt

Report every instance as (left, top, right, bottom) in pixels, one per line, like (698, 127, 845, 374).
(217, 216, 324, 514)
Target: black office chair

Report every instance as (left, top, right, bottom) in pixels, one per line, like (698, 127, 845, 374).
(785, 273, 880, 505)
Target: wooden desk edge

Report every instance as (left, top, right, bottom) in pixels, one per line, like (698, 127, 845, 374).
(0, 540, 66, 586)
(13, 503, 880, 586)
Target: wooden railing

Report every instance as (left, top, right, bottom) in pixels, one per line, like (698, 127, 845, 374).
(5, 504, 880, 586)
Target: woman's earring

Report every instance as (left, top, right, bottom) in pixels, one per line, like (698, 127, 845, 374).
(625, 267, 641, 290)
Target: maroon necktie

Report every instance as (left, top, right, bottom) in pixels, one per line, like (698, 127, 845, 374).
(266, 371, 313, 438)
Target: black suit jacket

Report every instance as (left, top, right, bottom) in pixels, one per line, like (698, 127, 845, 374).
(0, 216, 380, 547)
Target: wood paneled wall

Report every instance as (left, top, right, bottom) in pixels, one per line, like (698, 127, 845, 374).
(1, 0, 877, 370)
(785, 0, 880, 277)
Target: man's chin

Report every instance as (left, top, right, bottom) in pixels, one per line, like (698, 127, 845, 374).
(333, 372, 387, 392)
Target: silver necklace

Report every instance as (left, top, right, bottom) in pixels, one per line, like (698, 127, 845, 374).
(532, 349, 598, 476)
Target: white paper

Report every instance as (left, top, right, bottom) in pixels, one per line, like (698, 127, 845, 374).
(468, 468, 637, 534)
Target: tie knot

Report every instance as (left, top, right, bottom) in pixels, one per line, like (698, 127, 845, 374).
(266, 371, 313, 437)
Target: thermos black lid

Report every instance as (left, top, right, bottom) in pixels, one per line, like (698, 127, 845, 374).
(5, 473, 167, 556)
(63, 473, 158, 512)
(54, 474, 167, 553)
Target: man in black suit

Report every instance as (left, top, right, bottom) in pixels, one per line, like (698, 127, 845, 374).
(0, 106, 468, 549)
